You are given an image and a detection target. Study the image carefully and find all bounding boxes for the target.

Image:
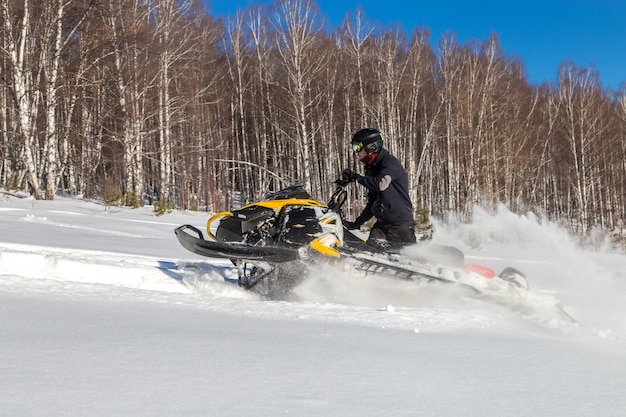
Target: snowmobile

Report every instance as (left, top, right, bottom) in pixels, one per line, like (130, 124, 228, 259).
(175, 181, 575, 322)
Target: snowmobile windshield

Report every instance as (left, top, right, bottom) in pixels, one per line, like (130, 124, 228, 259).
(265, 184, 311, 200)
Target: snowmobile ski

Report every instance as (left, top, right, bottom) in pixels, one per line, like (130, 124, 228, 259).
(175, 224, 299, 263)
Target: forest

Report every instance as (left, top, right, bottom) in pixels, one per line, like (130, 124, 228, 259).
(1, 0, 625, 245)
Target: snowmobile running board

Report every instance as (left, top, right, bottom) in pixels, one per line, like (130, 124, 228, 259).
(175, 224, 300, 263)
(344, 249, 482, 294)
(177, 224, 480, 292)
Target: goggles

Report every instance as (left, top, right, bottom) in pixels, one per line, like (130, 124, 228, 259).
(352, 142, 364, 152)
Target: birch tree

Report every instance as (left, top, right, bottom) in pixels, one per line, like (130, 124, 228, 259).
(247, 4, 274, 196)
(270, 0, 327, 192)
(41, 0, 95, 198)
(338, 6, 375, 128)
(102, 0, 152, 206)
(0, 75, 11, 188)
(1, 0, 94, 199)
(1, 0, 42, 198)
(406, 30, 439, 209)
(0, 37, 12, 188)
(435, 34, 463, 215)
(556, 62, 606, 236)
(152, 0, 196, 207)
(222, 10, 257, 199)
(615, 90, 626, 240)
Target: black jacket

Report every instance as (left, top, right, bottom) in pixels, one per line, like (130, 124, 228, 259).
(354, 148, 414, 227)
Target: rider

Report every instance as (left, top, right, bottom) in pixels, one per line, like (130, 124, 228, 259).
(341, 127, 416, 249)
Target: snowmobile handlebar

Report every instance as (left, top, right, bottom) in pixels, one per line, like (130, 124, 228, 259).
(327, 179, 348, 213)
(334, 177, 353, 188)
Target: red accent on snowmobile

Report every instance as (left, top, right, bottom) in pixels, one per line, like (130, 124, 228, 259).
(464, 264, 496, 279)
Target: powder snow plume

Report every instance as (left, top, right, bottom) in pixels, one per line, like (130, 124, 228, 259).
(433, 204, 626, 335)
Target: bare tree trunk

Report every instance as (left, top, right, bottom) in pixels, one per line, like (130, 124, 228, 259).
(405, 30, 436, 207)
(153, 0, 195, 206)
(340, 7, 375, 127)
(40, 0, 68, 199)
(105, 0, 151, 206)
(271, 0, 327, 192)
(437, 35, 461, 216)
(557, 63, 605, 236)
(0, 56, 10, 188)
(1, 0, 42, 198)
(223, 11, 252, 200)
(249, 5, 272, 196)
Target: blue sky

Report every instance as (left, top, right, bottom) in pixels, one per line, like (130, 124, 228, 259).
(205, 0, 625, 90)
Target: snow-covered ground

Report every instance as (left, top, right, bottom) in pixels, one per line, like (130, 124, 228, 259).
(1, 191, 625, 417)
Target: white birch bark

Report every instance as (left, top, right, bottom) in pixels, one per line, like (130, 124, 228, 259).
(271, 0, 326, 192)
(1, 0, 42, 198)
(153, 0, 194, 204)
(557, 63, 604, 236)
(105, 0, 149, 206)
(40, 0, 66, 199)
(340, 7, 374, 127)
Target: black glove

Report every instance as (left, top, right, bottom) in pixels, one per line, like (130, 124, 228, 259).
(341, 169, 359, 183)
(343, 221, 359, 230)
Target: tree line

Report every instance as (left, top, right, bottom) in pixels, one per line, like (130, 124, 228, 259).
(1, 0, 625, 245)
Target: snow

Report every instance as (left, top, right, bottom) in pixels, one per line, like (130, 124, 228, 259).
(1, 191, 625, 417)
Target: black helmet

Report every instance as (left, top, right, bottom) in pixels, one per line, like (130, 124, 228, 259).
(351, 128, 383, 154)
